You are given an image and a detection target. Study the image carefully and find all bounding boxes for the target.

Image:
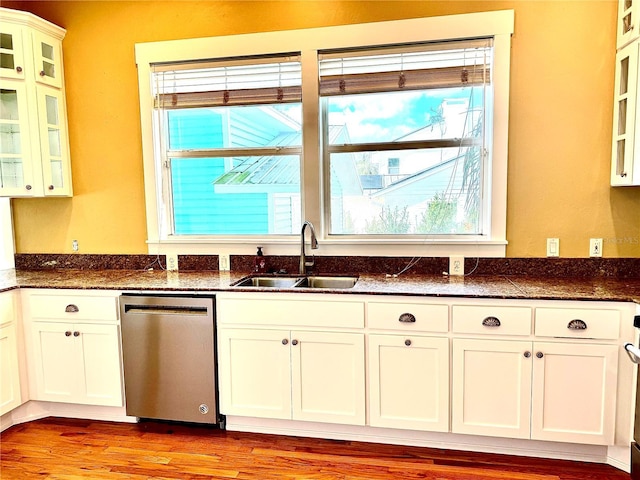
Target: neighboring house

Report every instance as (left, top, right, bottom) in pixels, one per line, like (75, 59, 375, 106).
(170, 106, 360, 235)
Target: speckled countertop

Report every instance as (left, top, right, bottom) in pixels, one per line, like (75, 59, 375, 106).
(1, 268, 640, 304)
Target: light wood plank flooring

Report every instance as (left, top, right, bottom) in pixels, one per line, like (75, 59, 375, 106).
(0, 417, 632, 479)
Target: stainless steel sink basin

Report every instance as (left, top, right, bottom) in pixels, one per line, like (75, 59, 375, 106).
(232, 275, 358, 289)
(233, 276, 303, 288)
(295, 276, 358, 289)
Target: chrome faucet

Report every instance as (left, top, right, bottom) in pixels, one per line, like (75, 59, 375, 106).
(300, 221, 319, 275)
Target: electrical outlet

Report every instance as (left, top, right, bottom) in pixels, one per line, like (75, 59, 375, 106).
(546, 238, 559, 257)
(219, 254, 230, 271)
(166, 253, 178, 271)
(589, 238, 603, 257)
(449, 256, 464, 276)
(71, 240, 79, 252)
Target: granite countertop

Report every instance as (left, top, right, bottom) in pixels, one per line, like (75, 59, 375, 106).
(1, 268, 640, 304)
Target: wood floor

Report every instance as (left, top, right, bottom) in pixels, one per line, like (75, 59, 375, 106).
(0, 417, 632, 479)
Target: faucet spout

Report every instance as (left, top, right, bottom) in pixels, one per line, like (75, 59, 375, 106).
(300, 221, 319, 275)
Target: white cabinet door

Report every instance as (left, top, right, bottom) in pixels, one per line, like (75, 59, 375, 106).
(35, 85, 71, 196)
(77, 323, 123, 407)
(531, 342, 618, 445)
(369, 334, 449, 432)
(218, 328, 291, 419)
(0, 323, 21, 415)
(452, 338, 532, 439)
(291, 331, 365, 425)
(31, 321, 122, 406)
(0, 23, 26, 80)
(32, 321, 78, 402)
(31, 29, 64, 89)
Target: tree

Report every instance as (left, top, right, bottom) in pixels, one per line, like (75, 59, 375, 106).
(415, 192, 458, 234)
(364, 205, 410, 234)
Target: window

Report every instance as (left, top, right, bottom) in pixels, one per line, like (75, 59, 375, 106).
(153, 56, 302, 235)
(319, 39, 491, 236)
(136, 11, 513, 256)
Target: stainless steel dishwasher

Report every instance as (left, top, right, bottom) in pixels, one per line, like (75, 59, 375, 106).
(120, 294, 220, 425)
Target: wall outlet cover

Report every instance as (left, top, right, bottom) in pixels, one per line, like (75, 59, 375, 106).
(589, 238, 603, 257)
(166, 253, 178, 271)
(219, 254, 230, 271)
(449, 256, 464, 276)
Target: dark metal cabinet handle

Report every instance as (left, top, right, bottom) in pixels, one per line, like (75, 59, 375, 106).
(567, 319, 587, 330)
(524, 351, 531, 358)
(73, 331, 80, 337)
(282, 338, 288, 345)
(25, 184, 32, 190)
(482, 316, 501, 327)
(65, 304, 79, 313)
(405, 339, 412, 346)
(16, 66, 22, 73)
(292, 339, 299, 346)
(48, 185, 54, 190)
(40, 70, 45, 77)
(65, 331, 72, 337)
(536, 351, 544, 359)
(398, 313, 416, 323)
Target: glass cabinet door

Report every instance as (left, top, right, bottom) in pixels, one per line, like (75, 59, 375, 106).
(618, 0, 640, 49)
(36, 85, 70, 195)
(31, 30, 63, 89)
(611, 41, 638, 186)
(0, 79, 35, 196)
(0, 24, 25, 81)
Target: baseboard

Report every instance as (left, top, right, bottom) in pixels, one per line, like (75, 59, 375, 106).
(225, 416, 618, 468)
(1, 400, 137, 432)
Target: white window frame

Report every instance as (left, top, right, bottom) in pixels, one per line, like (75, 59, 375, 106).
(135, 10, 514, 258)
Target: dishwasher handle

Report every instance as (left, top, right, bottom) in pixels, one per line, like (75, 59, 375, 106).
(123, 304, 208, 316)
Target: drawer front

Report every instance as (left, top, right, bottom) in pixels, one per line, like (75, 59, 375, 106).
(535, 307, 620, 340)
(368, 302, 448, 333)
(28, 293, 119, 321)
(218, 297, 364, 328)
(452, 305, 532, 336)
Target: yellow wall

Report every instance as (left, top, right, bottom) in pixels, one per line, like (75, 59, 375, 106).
(7, 0, 640, 257)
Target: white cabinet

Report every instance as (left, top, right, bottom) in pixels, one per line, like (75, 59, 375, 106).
(22, 289, 123, 407)
(618, 0, 640, 49)
(367, 299, 449, 432)
(531, 342, 618, 445)
(217, 293, 366, 426)
(452, 338, 533, 439)
(369, 334, 449, 431)
(0, 8, 72, 197)
(0, 289, 21, 415)
(452, 304, 620, 445)
(219, 327, 365, 425)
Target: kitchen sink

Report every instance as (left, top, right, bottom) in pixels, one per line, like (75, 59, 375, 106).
(295, 276, 358, 289)
(232, 275, 358, 289)
(233, 276, 303, 288)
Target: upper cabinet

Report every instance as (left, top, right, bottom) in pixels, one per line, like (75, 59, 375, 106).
(0, 8, 72, 197)
(612, 1, 640, 186)
(618, 0, 640, 49)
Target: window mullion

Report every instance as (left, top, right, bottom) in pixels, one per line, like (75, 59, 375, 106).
(167, 146, 302, 158)
(327, 138, 482, 154)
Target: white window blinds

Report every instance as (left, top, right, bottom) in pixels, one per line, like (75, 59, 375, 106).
(152, 54, 302, 108)
(319, 38, 492, 96)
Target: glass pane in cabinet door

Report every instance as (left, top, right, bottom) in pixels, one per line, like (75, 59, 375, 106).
(50, 160, 63, 188)
(0, 89, 19, 121)
(0, 33, 15, 70)
(0, 157, 24, 188)
(45, 95, 59, 125)
(48, 127, 61, 157)
(45, 95, 61, 157)
(40, 42, 55, 79)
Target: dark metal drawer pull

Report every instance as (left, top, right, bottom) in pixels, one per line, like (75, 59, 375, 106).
(404, 339, 412, 346)
(65, 304, 79, 313)
(482, 316, 501, 327)
(398, 313, 416, 323)
(567, 319, 587, 330)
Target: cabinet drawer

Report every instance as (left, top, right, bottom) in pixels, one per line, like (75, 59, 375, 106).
(535, 307, 620, 340)
(28, 293, 119, 321)
(368, 302, 448, 333)
(452, 305, 532, 336)
(218, 297, 364, 328)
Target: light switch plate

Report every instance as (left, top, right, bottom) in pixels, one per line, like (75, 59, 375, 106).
(589, 238, 603, 257)
(546, 238, 559, 257)
(219, 254, 230, 271)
